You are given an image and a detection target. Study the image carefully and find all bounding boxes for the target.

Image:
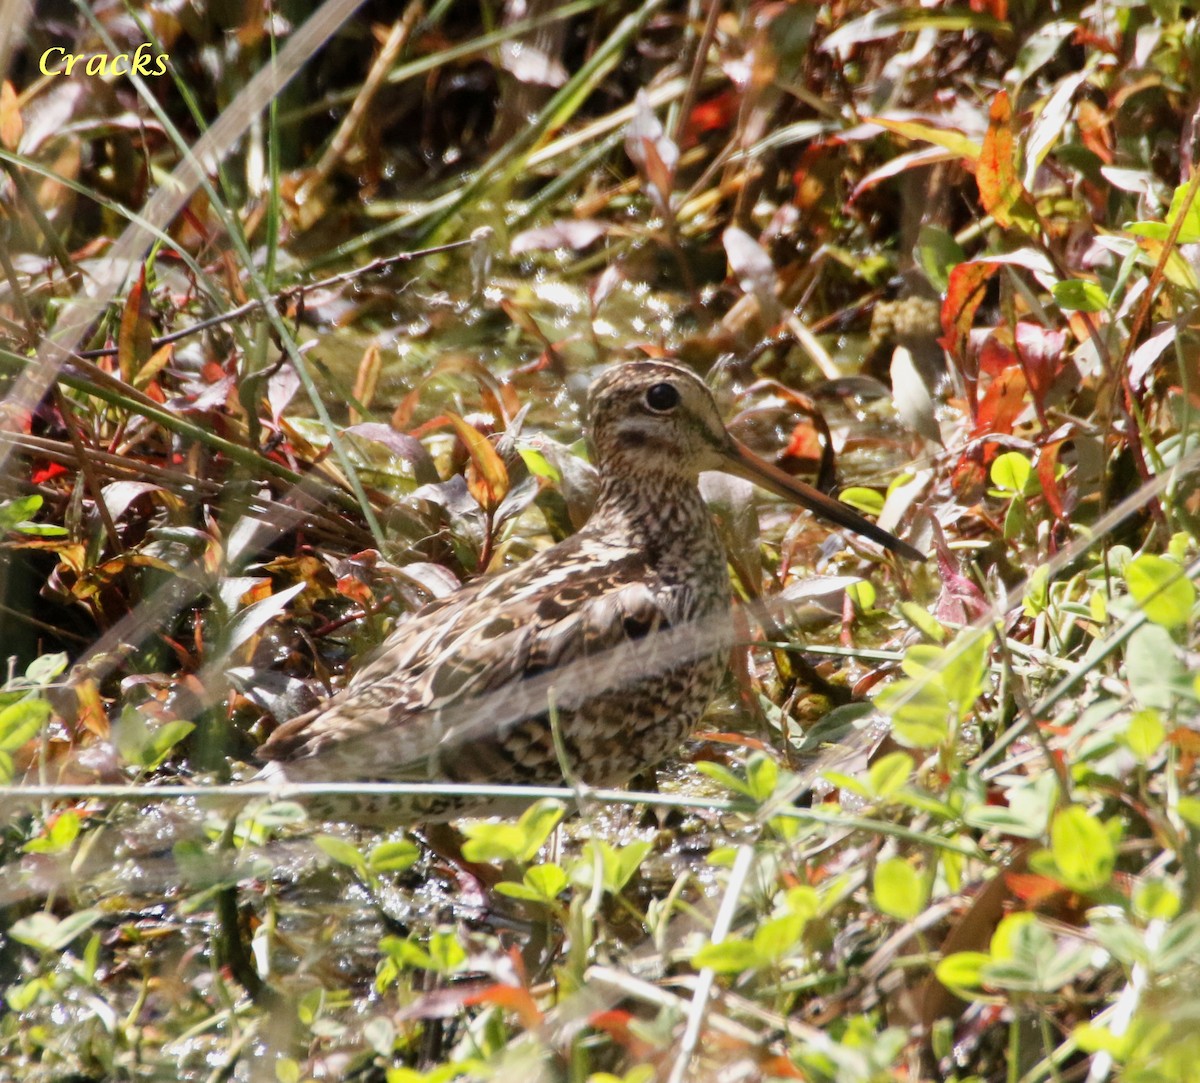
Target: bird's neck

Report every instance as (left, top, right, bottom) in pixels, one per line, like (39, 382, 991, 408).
(588, 469, 720, 555)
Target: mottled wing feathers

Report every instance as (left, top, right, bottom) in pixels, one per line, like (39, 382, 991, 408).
(255, 539, 667, 783)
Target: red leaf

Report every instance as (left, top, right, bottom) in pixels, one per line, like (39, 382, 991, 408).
(463, 983, 543, 1029)
(1005, 872, 1065, 905)
(684, 90, 737, 144)
(974, 365, 1028, 437)
(1015, 322, 1067, 425)
(934, 542, 990, 624)
(970, 0, 1007, 18)
(32, 462, 68, 484)
(589, 1010, 658, 1059)
(1036, 439, 1070, 521)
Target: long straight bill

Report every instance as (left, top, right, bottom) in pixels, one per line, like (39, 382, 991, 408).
(724, 438, 927, 562)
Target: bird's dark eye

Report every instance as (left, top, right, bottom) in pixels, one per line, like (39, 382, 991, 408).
(645, 382, 680, 412)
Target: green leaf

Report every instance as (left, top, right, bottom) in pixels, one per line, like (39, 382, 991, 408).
(0, 494, 43, 531)
(13, 522, 68, 537)
(516, 447, 561, 481)
(941, 629, 992, 720)
(1133, 879, 1180, 922)
(111, 706, 193, 769)
(367, 839, 420, 874)
(1123, 708, 1165, 762)
(426, 931, 465, 973)
(873, 857, 927, 920)
(868, 751, 913, 797)
(1023, 564, 1051, 617)
(0, 697, 51, 753)
(785, 886, 820, 919)
(1126, 554, 1195, 629)
(1125, 624, 1186, 711)
(846, 580, 876, 612)
(1002, 495, 1028, 539)
(1090, 918, 1149, 968)
(224, 581, 307, 654)
(935, 951, 991, 998)
(823, 770, 871, 798)
(752, 912, 806, 964)
(1156, 913, 1200, 970)
(494, 881, 547, 904)
(573, 839, 652, 895)
(1073, 1022, 1135, 1059)
(1049, 806, 1115, 893)
(25, 652, 67, 685)
(874, 678, 953, 748)
(989, 451, 1034, 494)
(965, 771, 1056, 839)
(899, 643, 945, 678)
(916, 223, 965, 292)
(1162, 182, 1200, 242)
(606, 840, 651, 893)
(9, 908, 102, 952)
(694, 761, 755, 799)
(744, 752, 778, 802)
(461, 798, 565, 863)
(838, 486, 885, 516)
(898, 601, 946, 642)
(691, 939, 761, 974)
(1178, 796, 1200, 827)
(379, 935, 435, 970)
(1128, 184, 1200, 247)
(315, 835, 368, 874)
(523, 862, 568, 900)
(23, 810, 81, 854)
(1052, 279, 1108, 312)
(460, 822, 526, 863)
(142, 720, 195, 768)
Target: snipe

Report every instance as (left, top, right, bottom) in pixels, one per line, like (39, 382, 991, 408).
(256, 361, 924, 822)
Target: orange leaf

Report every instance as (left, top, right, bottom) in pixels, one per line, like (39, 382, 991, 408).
(691, 731, 772, 752)
(72, 678, 109, 738)
(463, 983, 543, 1029)
(974, 365, 1028, 438)
(978, 91, 1039, 233)
(588, 1010, 657, 1059)
(445, 411, 509, 513)
(350, 342, 382, 424)
(1036, 439, 1069, 521)
(118, 265, 153, 384)
(133, 342, 174, 391)
(759, 1056, 806, 1079)
(0, 80, 22, 150)
(337, 574, 373, 606)
(1005, 872, 1064, 905)
(938, 260, 998, 407)
(1168, 727, 1200, 755)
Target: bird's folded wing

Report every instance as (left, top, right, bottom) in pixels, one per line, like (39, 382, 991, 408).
(255, 554, 699, 782)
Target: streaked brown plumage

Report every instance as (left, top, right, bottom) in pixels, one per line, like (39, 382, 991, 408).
(256, 361, 924, 822)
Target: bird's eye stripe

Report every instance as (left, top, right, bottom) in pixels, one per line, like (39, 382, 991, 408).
(645, 382, 680, 411)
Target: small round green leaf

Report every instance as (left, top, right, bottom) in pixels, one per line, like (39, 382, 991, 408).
(1050, 806, 1115, 893)
(873, 857, 927, 920)
(1126, 554, 1195, 629)
(1052, 279, 1107, 312)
